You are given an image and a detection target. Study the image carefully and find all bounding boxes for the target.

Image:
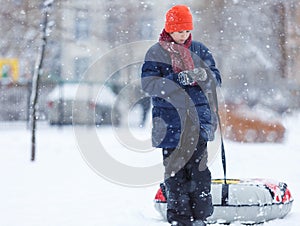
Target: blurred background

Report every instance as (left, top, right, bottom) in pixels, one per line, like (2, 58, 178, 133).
(0, 0, 300, 142)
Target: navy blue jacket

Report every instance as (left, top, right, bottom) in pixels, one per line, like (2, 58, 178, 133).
(141, 41, 221, 148)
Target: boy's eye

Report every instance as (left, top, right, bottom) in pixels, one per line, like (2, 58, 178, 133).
(179, 30, 190, 34)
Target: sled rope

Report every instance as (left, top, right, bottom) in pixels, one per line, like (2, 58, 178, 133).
(198, 61, 227, 186)
(203, 70, 229, 205)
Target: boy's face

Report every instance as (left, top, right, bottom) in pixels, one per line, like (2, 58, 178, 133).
(169, 30, 191, 44)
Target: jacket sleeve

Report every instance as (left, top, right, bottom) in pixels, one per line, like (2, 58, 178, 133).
(199, 44, 222, 86)
(141, 45, 182, 98)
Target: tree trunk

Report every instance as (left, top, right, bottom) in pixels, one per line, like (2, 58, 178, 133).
(30, 0, 53, 161)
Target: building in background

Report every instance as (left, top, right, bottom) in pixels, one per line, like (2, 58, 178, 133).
(59, 1, 171, 84)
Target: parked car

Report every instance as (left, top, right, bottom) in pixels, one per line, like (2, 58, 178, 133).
(220, 103, 285, 143)
(46, 83, 120, 126)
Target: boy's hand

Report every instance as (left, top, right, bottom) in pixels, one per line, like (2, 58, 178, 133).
(178, 67, 207, 86)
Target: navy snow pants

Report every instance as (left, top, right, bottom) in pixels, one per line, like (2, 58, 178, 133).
(162, 141, 213, 225)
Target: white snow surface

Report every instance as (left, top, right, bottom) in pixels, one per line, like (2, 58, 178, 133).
(1, 112, 300, 226)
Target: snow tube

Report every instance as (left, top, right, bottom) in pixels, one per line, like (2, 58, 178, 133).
(154, 178, 293, 224)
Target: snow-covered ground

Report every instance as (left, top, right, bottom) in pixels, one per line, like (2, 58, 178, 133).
(0, 111, 299, 226)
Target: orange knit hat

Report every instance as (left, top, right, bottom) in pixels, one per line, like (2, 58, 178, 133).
(164, 5, 193, 33)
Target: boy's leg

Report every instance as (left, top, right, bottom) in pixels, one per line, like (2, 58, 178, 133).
(163, 148, 193, 225)
(186, 143, 213, 221)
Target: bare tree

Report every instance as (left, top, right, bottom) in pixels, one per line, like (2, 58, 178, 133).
(30, 0, 54, 161)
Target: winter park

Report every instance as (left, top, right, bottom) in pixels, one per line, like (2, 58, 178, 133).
(1, 1, 300, 226)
